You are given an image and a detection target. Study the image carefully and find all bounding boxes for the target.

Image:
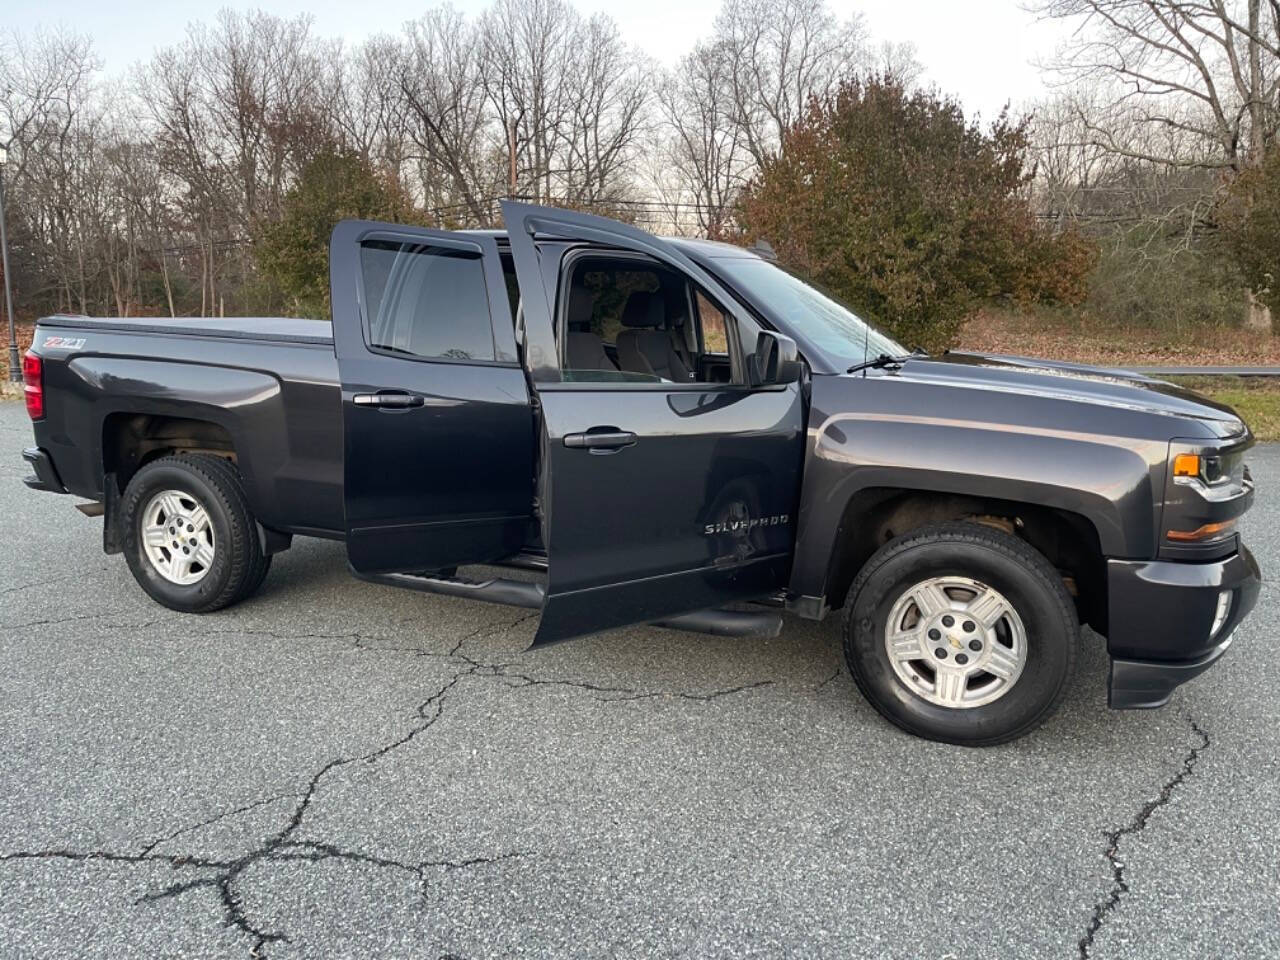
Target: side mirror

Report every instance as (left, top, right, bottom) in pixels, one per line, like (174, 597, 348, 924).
(750, 331, 801, 387)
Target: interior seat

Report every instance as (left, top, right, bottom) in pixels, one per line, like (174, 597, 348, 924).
(563, 280, 617, 372)
(616, 291, 693, 382)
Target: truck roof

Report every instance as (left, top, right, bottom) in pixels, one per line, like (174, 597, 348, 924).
(456, 229, 760, 260)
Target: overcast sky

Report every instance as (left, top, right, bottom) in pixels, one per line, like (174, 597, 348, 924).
(12, 0, 1071, 121)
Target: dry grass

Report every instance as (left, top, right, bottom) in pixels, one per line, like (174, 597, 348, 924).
(960, 307, 1280, 367)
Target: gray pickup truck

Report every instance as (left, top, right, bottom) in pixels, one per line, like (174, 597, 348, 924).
(19, 202, 1260, 745)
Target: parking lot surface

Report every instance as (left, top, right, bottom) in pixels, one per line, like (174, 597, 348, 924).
(1, 400, 1277, 959)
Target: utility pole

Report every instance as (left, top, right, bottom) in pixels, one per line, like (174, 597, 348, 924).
(0, 144, 18, 383)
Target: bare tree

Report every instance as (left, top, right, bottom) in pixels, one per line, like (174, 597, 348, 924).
(715, 0, 870, 164)
(399, 8, 497, 223)
(556, 14, 649, 205)
(481, 0, 576, 205)
(137, 10, 331, 314)
(656, 40, 751, 233)
(654, 0, 910, 232)
(479, 0, 649, 208)
(0, 28, 107, 314)
(329, 36, 407, 172)
(1033, 0, 1280, 169)
(0, 27, 99, 182)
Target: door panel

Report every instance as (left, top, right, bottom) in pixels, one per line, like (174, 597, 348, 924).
(533, 385, 803, 643)
(330, 220, 534, 575)
(501, 202, 806, 644)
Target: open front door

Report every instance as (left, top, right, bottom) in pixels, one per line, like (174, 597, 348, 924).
(330, 219, 534, 575)
(502, 201, 806, 645)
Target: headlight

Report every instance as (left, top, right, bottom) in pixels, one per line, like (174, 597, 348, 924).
(1161, 439, 1253, 558)
(1171, 451, 1241, 489)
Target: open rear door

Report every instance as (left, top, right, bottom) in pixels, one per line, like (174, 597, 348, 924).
(502, 201, 805, 645)
(330, 219, 534, 575)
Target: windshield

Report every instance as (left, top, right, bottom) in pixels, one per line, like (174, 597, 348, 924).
(713, 257, 905, 369)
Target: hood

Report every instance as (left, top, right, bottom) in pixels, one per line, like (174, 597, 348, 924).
(878, 351, 1247, 440)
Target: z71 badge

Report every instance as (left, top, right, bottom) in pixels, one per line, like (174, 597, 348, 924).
(42, 336, 86, 350)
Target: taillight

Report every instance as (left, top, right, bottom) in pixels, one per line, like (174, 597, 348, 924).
(22, 350, 44, 420)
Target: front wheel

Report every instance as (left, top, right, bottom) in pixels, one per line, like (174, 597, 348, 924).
(842, 522, 1078, 746)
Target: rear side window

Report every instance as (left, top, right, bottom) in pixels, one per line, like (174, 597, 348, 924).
(360, 240, 496, 362)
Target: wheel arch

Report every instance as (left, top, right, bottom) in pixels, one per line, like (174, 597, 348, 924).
(103, 412, 238, 491)
(808, 487, 1109, 635)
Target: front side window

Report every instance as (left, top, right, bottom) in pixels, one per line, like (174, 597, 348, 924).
(558, 255, 728, 385)
(360, 240, 496, 362)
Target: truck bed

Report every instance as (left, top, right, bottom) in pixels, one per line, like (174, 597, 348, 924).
(29, 313, 345, 537)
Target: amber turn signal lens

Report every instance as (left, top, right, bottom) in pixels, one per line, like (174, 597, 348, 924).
(1172, 453, 1201, 478)
(1166, 519, 1235, 542)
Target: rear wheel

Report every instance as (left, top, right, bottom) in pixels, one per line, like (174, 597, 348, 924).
(121, 454, 266, 613)
(842, 522, 1077, 746)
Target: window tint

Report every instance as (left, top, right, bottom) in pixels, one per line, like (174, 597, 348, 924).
(360, 240, 496, 362)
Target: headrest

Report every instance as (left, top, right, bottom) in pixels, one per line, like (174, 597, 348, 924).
(621, 291, 664, 328)
(567, 281, 596, 331)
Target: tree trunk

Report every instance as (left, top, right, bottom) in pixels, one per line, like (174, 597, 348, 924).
(1245, 289, 1273, 332)
(159, 246, 177, 318)
(1248, 0, 1265, 164)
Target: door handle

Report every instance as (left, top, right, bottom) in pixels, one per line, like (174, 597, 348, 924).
(563, 430, 637, 450)
(353, 392, 425, 409)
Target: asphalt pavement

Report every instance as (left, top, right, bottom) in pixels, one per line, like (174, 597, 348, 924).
(0, 398, 1276, 959)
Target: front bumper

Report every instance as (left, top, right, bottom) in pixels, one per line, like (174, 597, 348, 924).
(22, 447, 66, 494)
(1107, 545, 1260, 709)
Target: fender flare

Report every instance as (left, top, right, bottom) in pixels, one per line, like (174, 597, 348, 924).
(788, 413, 1162, 606)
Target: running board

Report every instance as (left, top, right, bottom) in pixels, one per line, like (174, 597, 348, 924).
(354, 570, 783, 638)
(658, 606, 783, 637)
(357, 570, 544, 609)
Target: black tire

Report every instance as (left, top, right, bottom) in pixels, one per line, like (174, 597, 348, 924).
(193, 454, 273, 603)
(121, 454, 265, 613)
(241, 553, 273, 600)
(842, 522, 1077, 746)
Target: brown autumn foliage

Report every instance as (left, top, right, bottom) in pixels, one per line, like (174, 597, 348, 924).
(734, 76, 1096, 353)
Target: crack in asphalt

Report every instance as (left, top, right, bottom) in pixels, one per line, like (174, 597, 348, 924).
(138, 793, 302, 857)
(0, 848, 233, 871)
(1076, 716, 1210, 960)
(586, 678, 775, 703)
(0, 606, 772, 958)
(813, 667, 842, 692)
(0, 618, 514, 958)
(44, 660, 504, 959)
(0, 569, 107, 598)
